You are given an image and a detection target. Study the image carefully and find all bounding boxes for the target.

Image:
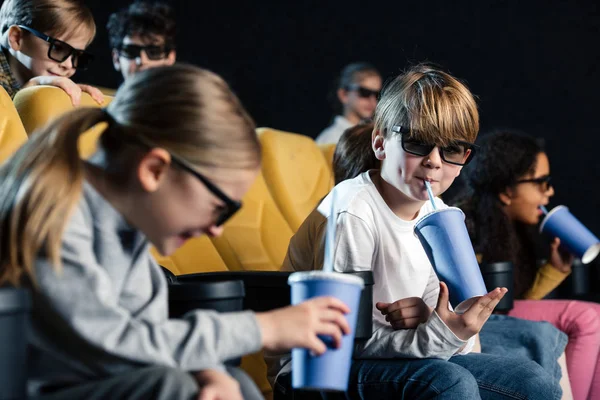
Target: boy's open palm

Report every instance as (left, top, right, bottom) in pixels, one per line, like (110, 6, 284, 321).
(435, 282, 507, 340)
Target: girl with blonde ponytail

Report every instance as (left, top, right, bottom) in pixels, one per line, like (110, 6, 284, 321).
(0, 64, 350, 400)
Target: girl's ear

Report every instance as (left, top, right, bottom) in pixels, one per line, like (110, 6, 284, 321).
(137, 148, 172, 192)
(7, 25, 23, 51)
(112, 49, 121, 71)
(337, 87, 349, 105)
(166, 50, 176, 65)
(372, 130, 386, 160)
(498, 188, 514, 206)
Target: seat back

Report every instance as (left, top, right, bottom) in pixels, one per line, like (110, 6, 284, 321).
(257, 128, 333, 232)
(13, 86, 113, 158)
(0, 86, 27, 162)
(319, 143, 336, 175)
(150, 236, 228, 276)
(211, 172, 294, 271)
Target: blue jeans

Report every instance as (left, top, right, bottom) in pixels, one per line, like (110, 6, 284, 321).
(348, 353, 562, 400)
(480, 314, 568, 382)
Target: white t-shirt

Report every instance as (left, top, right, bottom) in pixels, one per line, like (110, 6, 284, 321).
(285, 171, 473, 359)
(315, 116, 354, 145)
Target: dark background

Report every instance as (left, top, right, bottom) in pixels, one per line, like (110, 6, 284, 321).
(79, 0, 600, 277)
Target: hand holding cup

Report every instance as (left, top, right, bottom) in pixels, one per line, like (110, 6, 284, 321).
(256, 296, 350, 355)
(549, 238, 574, 273)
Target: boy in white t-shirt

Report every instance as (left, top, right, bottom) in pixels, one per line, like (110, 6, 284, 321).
(282, 65, 562, 399)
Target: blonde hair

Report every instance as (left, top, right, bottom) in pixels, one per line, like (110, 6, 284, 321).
(0, 64, 260, 287)
(0, 0, 96, 46)
(374, 64, 479, 146)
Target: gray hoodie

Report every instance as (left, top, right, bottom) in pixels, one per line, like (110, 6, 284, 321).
(28, 182, 262, 395)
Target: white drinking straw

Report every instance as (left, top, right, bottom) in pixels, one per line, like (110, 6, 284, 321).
(323, 190, 337, 273)
(424, 181, 437, 210)
(539, 205, 549, 215)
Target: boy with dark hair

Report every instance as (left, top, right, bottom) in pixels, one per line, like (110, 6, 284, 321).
(107, 1, 176, 80)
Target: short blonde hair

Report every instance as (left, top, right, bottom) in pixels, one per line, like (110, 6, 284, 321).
(374, 64, 479, 146)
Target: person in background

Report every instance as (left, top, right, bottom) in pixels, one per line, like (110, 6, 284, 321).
(107, 1, 176, 81)
(315, 62, 382, 145)
(457, 129, 600, 400)
(0, 0, 103, 105)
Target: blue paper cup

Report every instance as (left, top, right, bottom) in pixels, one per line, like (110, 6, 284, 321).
(288, 271, 364, 392)
(539, 205, 600, 264)
(414, 207, 487, 312)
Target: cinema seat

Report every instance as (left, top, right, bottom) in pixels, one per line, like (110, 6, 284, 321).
(210, 171, 294, 271)
(0, 86, 27, 162)
(257, 128, 333, 232)
(319, 142, 336, 174)
(13, 86, 112, 159)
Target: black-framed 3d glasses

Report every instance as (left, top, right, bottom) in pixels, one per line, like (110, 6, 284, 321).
(345, 84, 380, 99)
(516, 175, 552, 192)
(115, 131, 242, 227)
(391, 125, 478, 166)
(118, 44, 172, 61)
(17, 25, 94, 70)
(169, 153, 242, 226)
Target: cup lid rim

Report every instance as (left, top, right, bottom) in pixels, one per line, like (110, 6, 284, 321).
(414, 206, 465, 231)
(582, 243, 600, 264)
(539, 205, 568, 233)
(288, 271, 364, 287)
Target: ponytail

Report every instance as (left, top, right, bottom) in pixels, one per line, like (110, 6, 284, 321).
(0, 107, 107, 286)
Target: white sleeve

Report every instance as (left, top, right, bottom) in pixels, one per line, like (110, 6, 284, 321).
(355, 311, 468, 360)
(456, 336, 476, 355)
(422, 267, 441, 308)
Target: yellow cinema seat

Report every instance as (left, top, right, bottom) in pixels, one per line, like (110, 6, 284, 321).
(211, 171, 294, 271)
(0, 86, 27, 162)
(13, 86, 113, 159)
(257, 128, 333, 232)
(319, 143, 336, 174)
(94, 85, 117, 96)
(150, 236, 228, 276)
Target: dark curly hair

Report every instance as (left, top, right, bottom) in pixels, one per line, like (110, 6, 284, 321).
(455, 130, 545, 298)
(333, 122, 380, 184)
(106, 1, 176, 50)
